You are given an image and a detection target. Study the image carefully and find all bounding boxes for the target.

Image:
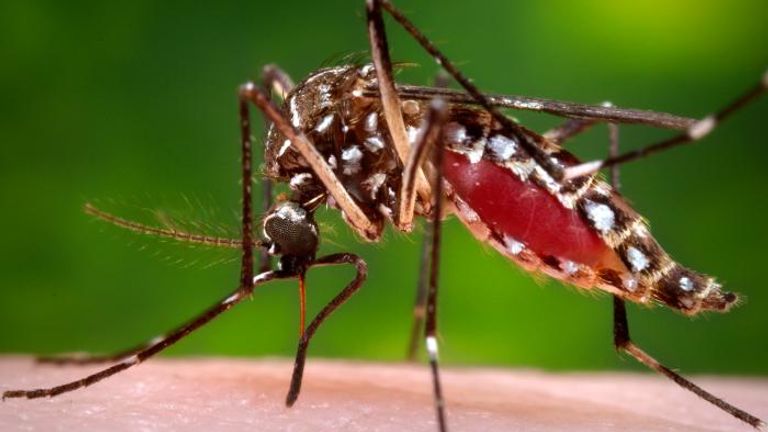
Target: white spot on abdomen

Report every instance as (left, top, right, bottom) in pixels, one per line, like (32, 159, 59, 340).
(455, 198, 480, 223)
(509, 159, 536, 181)
(583, 200, 615, 233)
(679, 276, 694, 292)
(621, 274, 638, 292)
(561, 260, 579, 275)
(487, 134, 517, 160)
(534, 166, 561, 195)
(444, 122, 468, 145)
(503, 235, 525, 255)
(626, 246, 649, 273)
(466, 138, 486, 163)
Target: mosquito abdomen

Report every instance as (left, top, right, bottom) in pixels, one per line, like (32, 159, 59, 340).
(442, 121, 737, 314)
(443, 150, 619, 269)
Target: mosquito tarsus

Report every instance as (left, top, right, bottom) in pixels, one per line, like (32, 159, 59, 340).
(3, 0, 766, 430)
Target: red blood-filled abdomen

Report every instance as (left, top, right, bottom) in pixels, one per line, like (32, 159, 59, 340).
(443, 151, 619, 269)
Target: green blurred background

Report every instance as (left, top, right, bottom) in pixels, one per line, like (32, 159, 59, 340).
(1, 0, 766, 376)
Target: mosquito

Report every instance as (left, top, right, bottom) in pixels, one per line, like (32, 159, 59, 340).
(3, 1, 766, 430)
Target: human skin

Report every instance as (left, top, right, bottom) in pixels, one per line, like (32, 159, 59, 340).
(0, 357, 765, 432)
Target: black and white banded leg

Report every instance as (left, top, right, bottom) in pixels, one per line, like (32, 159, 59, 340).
(542, 105, 620, 146)
(4, 252, 368, 402)
(3, 271, 285, 399)
(373, 84, 699, 131)
(603, 124, 763, 429)
(565, 72, 768, 178)
(423, 103, 449, 432)
(401, 102, 450, 362)
(543, 118, 599, 145)
(398, 99, 451, 430)
(405, 73, 452, 361)
(407, 230, 431, 362)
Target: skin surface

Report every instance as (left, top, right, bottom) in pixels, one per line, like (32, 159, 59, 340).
(0, 357, 765, 432)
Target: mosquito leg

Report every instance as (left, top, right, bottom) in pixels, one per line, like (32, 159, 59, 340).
(423, 103, 449, 432)
(374, 84, 698, 131)
(405, 73, 451, 361)
(607, 123, 621, 188)
(398, 100, 447, 228)
(612, 300, 763, 427)
(3, 271, 285, 400)
(239, 83, 377, 239)
(238, 85, 257, 290)
(544, 103, 617, 146)
(36, 343, 161, 367)
(393, 96, 451, 429)
(365, 0, 432, 205)
(606, 124, 763, 429)
(433, 70, 451, 89)
(565, 72, 767, 179)
(258, 65, 296, 272)
(406, 227, 431, 361)
(285, 253, 367, 406)
(543, 118, 600, 145)
(373, 0, 563, 180)
(399, 102, 449, 360)
(39, 264, 271, 367)
(261, 64, 295, 102)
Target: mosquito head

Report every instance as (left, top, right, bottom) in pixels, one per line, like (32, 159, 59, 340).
(262, 201, 319, 273)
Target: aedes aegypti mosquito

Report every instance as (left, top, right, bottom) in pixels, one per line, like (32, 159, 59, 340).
(3, 1, 766, 430)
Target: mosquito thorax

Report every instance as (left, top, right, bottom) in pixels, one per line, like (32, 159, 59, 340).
(262, 201, 318, 273)
(264, 63, 431, 239)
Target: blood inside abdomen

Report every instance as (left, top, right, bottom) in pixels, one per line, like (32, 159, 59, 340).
(443, 151, 620, 270)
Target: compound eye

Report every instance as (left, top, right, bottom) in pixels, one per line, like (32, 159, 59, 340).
(262, 201, 318, 257)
